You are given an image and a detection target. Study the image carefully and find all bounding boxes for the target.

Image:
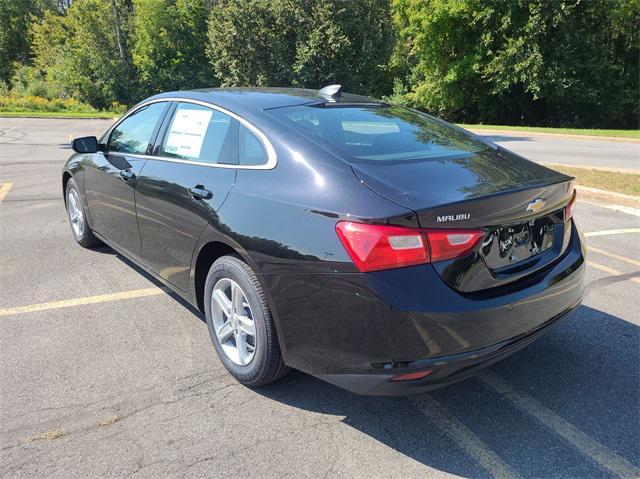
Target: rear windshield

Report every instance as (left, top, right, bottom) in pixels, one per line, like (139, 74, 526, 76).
(268, 105, 489, 163)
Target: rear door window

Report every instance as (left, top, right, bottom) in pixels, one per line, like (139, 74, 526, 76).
(108, 102, 167, 154)
(160, 103, 238, 165)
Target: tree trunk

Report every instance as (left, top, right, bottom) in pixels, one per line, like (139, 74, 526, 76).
(110, 0, 127, 64)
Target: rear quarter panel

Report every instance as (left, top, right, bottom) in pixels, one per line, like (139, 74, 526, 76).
(212, 132, 418, 275)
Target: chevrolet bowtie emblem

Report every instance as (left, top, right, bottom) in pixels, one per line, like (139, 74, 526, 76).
(526, 198, 546, 214)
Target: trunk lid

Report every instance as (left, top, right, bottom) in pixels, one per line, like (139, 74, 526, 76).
(351, 147, 575, 293)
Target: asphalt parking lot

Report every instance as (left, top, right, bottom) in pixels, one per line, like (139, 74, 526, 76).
(473, 131, 640, 172)
(1, 118, 639, 478)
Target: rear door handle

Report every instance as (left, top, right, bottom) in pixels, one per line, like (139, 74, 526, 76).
(120, 169, 136, 182)
(189, 185, 212, 200)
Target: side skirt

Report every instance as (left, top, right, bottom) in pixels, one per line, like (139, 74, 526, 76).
(92, 230, 199, 312)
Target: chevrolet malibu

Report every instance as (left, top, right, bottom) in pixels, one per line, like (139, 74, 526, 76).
(62, 86, 585, 395)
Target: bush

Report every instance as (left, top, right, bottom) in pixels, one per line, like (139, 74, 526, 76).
(0, 94, 98, 113)
(10, 64, 65, 99)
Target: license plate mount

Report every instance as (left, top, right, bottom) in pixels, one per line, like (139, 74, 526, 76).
(482, 216, 555, 270)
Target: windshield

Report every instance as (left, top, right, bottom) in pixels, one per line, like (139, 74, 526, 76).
(268, 105, 489, 163)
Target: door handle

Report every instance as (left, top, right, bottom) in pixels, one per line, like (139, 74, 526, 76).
(189, 185, 213, 200)
(120, 169, 136, 182)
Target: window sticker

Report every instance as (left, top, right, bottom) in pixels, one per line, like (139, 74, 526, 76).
(164, 108, 213, 159)
(341, 120, 399, 135)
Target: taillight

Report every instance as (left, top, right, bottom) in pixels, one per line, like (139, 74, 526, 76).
(335, 222, 429, 272)
(564, 189, 577, 221)
(424, 229, 485, 263)
(335, 221, 485, 272)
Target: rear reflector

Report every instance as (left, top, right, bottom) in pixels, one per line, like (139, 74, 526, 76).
(423, 229, 485, 263)
(336, 221, 485, 272)
(390, 370, 433, 381)
(335, 222, 428, 272)
(564, 189, 577, 221)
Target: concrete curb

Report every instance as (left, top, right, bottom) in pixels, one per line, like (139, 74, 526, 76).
(576, 185, 640, 209)
(467, 128, 640, 144)
(540, 162, 640, 175)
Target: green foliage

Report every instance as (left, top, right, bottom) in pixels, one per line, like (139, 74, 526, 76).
(382, 78, 410, 106)
(1, 0, 637, 128)
(0, 0, 58, 84)
(207, 0, 294, 87)
(29, 0, 138, 109)
(0, 94, 98, 113)
(10, 65, 51, 98)
(391, 0, 640, 128)
(63, 0, 137, 108)
(206, 0, 394, 95)
(133, 0, 212, 94)
(292, 0, 394, 95)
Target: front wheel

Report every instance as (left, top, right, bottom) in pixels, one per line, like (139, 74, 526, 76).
(65, 178, 100, 248)
(204, 255, 289, 387)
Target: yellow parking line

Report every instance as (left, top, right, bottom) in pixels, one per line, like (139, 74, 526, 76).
(588, 246, 640, 267)
(0, 287, 165, 317)
(0, 182, 13, 202)
(413, 395, 519, 479)
(479, 372, 640, 479)
(584, 228, 640, 237)
(587, 260, 640, 284)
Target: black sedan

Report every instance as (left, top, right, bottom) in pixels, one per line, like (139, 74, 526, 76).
(62, 86, 585, 395)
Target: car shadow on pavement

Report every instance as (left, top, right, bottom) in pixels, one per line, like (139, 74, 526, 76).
(106, 248, 205, 320)
(255, 306, 639, 478)
(101, 244, 638, 476)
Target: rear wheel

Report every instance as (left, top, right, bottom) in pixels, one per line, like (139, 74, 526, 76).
(65, 178, 99, 248)
(204, 255, 289, 386)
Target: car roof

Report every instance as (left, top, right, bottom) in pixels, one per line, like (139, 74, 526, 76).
(146, 87, 383, 114)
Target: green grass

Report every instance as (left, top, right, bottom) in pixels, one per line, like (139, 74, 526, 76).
(458, 124, 640, 139)
(0, 110, 118, 119)
(548, 164, 640, 196)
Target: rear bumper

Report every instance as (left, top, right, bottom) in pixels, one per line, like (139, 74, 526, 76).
(316, 302, 578, 395)
(261, 222, 585, 394)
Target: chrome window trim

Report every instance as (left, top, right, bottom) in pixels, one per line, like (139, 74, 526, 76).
(121, 152, 242, 169)
(104, 97, 277, 170)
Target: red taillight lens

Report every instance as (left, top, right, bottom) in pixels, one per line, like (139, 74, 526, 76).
(336, 222, 485, 272)
(390, 370, 433, 381)
(335, 221, 429, 272)
(424, 229, 485, 262)
(564, 189, 577, 221)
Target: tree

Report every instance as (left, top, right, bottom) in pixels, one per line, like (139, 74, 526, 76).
(293, 0, 394, 95)
(31, 0, 137, 109)
(207, 0, 296, 87)
(15, 0, 639, 127)
(132, 0, 213, 94)
(0, 0, 58, 84)
(206, 0, 394, 96)
(391, 0, 639, 128)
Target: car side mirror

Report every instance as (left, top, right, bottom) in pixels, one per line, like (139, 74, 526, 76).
(71, 136, 98, 154)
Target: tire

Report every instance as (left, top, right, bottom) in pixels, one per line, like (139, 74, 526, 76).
(204, 255, 289, 387)
(65, 178, 100, 248)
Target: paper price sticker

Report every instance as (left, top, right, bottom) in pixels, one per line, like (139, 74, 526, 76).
(164, 108, 212, 159)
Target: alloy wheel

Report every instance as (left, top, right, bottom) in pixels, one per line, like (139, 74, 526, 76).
(67, 188, 85, 238)
(210, 278, 257, 366)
